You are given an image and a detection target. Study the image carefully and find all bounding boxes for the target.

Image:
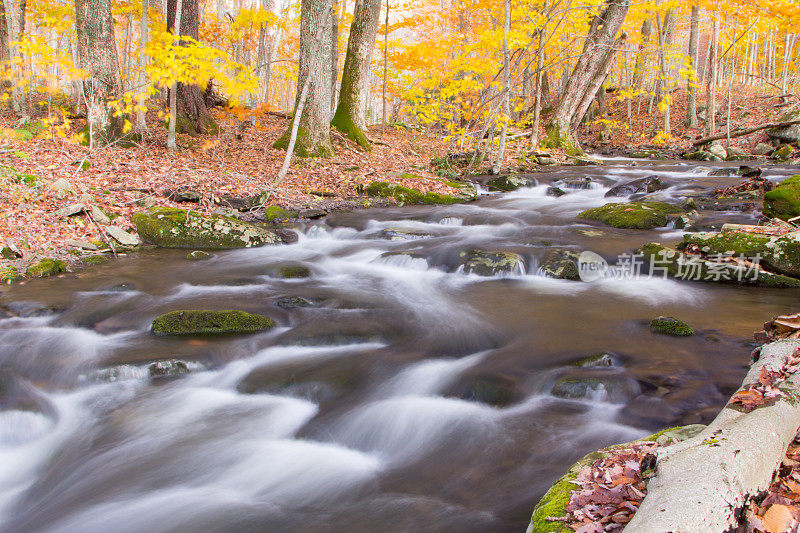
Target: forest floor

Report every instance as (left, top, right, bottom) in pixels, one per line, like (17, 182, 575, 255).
(0, 87, 795, 280)
(0, 105, 461, 278)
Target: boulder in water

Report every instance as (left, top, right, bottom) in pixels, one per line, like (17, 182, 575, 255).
(546, 186, 566, 197)
(578, 202, 683, 229)
(650, 316, 694, 337)
(379, 228, 431, 241)
(278, 265, 311, 279)
(132, 207, 283, 249)
(605, 176, 665, 197)
(148, 359, 194, 378)
(486, 175, 533, 192)
(151, 309, 275, 336)
(764, 175, 800, 221)
(275, 296, 320, 309)
(459, 249, 524, 276)
(540, 249, 580, 280)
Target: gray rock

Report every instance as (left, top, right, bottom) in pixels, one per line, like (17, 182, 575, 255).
(460, 249, 524, 277)
(707, 143, 727, 161)
(684, 150, 716, 161)
(379, 228, 431, 241)
(753, 142, 774, 156)
(605, 176, 665, 197)
(768, 109, 800, 143)
(65, 239, 98, 250)
(486, 175, 533, 192)
(546, 186, 566, 197)
(104, 226, 141, 246)
(148, 359, 199, 378)
(537, 156, 558, 166)
(539, 249, 580, 280)
(299, 208, 327, 219)
(90, 206, 111, 225)
(49, 178, 75, 199)
(725, 146, 750, 161)
(54, 203, 85, 218)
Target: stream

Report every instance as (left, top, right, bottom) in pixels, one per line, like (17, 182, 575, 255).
(1, 158, 798, 532)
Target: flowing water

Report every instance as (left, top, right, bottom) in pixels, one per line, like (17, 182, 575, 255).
(1, 159, 798, 532)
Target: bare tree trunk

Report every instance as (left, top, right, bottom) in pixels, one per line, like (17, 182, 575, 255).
(0, 0, 9, 67)
(782, 32, 794, 93)
(9, 0, 24, 114)
(273, 0, 334, 157)
(331, 0, 381, 148)
(330, 0, 338, 114)
(74, 0, 125, 146)
(546, 0, 631, 153)
(632, 19, 651, 90)
(167, 0, 182, 150)
(381, 0, 388, 126)
(136, 0, 149, 132)
(167, 0, 218, 135)
(687, 4, 700, 128)
(655, 3, 670, 136)
(705, 18, 718, 136)
(492, 0, 510, 174)
(530, 7, 547, 149)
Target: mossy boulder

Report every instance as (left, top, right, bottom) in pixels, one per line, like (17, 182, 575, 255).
(363, 181, 468, 205)
(527, 426, 706, 533)
(764, 175, 800, 221)
(132, 207, 283, 249)
(578, 202, 683, 229)
(459, 249, 524, 276)
(650, 316, 694, 336)
(151, 310, 275, 336)
(486, 175, 533, 192)
(684, 150, 717, 162)
(25, 259, 68, 278)
(278, 265, 311, 279)
(264, 206, 300, 223)
(186, 250, 211, 261)
(681, 229, 800, 279)
(639, 243, 800, 288)
(540, 249, 580, 280)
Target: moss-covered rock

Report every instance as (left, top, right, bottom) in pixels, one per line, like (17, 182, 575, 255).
(527, 425, 706, 533)
(650, 316, 694, 336)
(363, 181, 468, 205)
(684, 150, 716, 162)
(486, 175, 533, 192)
(151, 310, 275, 336)
(773, 145, 793, 161)
(264, 206, 300, 223)
(186, 250, 211, 261)
(681, 229, 800, 279)
(639, 243, 800, 288)
(0, 266, 20, 283)
(278, 265, 311, 279)
(578, 202, 683, 229)
(764, 175, 800, 221)
(459, 249, 524, 276)
(132, 207, 283, 249)
(25, 259, 68, 278)
(540, 249, 580, 280)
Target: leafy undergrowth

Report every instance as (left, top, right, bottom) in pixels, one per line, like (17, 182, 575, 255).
(555, 441, 658, 531)
(0, 105, 458, 266)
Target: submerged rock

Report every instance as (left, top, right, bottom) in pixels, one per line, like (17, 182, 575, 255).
(275, 296, 320, 309)
(764, 175, 800, 221)
(578, 202, 683, 229)
(379, 228, 431, 241)
(546, 186, 566, 198)
(551, 374, 638, 401)
(572, 353, 621, 368)
(540, 249, 580, 280)
(132, 207, 283, 249)
(278, 265, 311, 279)
(559, 177, 595, 190)
(650, 316, 694, 337)
(186, 250, 211, 261)
(148, 359, 194, 378)
(605, 176, 665, 197)
(459, 249, 524, 276)
(151, 310, 276, 336)
(448, 375, 518, 406)
(486, 175, 533, 192)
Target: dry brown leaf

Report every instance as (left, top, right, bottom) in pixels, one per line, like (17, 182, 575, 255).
(762, 504, 795, 533)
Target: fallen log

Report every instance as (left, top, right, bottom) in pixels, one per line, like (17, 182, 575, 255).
(693, 118, 800, 146)
(625, 338, 800, 532)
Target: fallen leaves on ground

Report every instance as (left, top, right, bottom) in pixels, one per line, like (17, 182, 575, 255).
(756, 313, 800, 343)
(746, 433, 800, 532)
(553, 441, 659, 531)
(730, 348, 800, 413)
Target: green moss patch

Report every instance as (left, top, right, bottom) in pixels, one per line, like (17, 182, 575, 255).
(151, 310, 275, 336)
(460, 249, 524, 276)
(278, 266, 311, 279)
(764, 175, 800, 221)
(25, 259, 68, 278)
(264, 206, 299, 223)
(578, 202, 683, 229)
(364, 181, 465, 205)
(132, 207, 283, 249)
(650, 316, 694, 336)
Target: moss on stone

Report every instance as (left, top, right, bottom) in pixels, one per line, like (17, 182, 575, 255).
(151, 309, 275, 336)
(264, 206, 299, 223)
(81, 255, 110, 266)
(650, 316, 694, 336)
(132, 207, 282, 249)
(764, 175, 800, 221)
(486, 175, 533, 192)
(331, 107, 371, 150)
(578, 202, 683, 229)
(681, 230, 800, 279)
(460, 249, 524, 276)
(25, 259, 67, 278)
(540, 249, 581, 280)
(364, 181, 466, 205)
(186, 250, 211, 261)
(278, 265, 311, 279)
